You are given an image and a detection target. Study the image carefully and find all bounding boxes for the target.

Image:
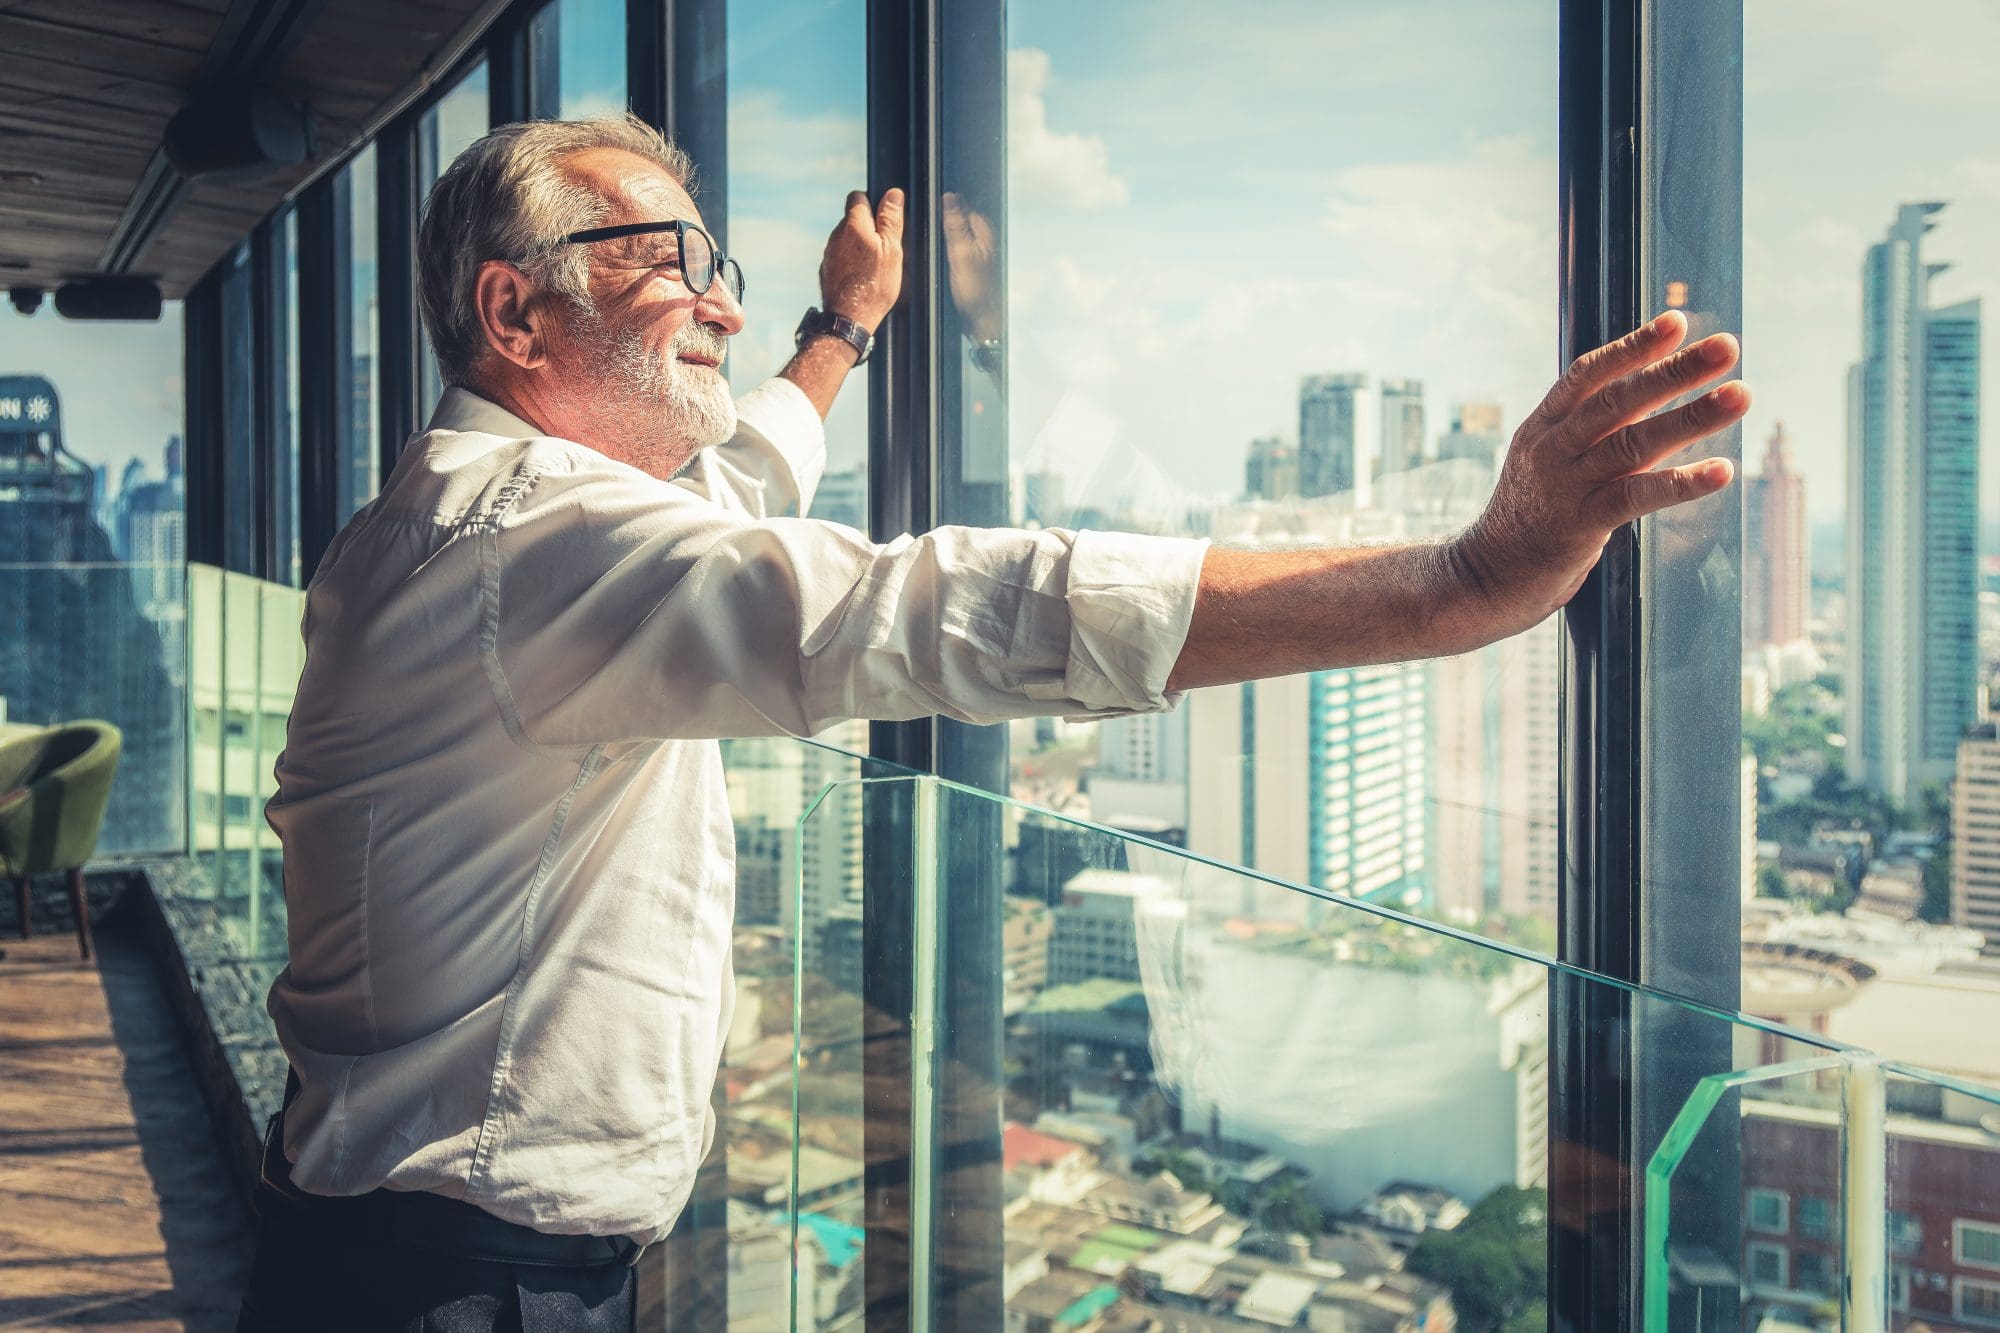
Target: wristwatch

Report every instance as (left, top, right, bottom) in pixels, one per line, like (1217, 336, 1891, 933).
(795, 307, 875, 365)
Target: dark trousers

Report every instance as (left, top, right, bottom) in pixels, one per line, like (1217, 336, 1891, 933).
(235, 1195, 639, 1332)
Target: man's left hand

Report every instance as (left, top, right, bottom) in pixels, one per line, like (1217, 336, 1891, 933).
(820, 189, 906, 331)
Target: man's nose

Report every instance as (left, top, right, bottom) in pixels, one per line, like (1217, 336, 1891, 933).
(694, 280, 745, 337)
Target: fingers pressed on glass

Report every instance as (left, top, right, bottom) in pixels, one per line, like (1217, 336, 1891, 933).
(1568, 334, 1740, 447)
(1590, 457, 1733, 527)
(1582, 383, 1749, 481)
(1545, 311, 1688, 417)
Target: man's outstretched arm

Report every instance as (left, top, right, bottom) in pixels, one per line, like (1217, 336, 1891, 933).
(1167, 311, 1748, 692)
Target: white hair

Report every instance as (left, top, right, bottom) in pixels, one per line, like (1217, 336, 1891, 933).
(416, 114, 696, 387)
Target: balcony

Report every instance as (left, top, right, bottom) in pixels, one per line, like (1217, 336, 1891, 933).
(0, 562, 1986, 1329)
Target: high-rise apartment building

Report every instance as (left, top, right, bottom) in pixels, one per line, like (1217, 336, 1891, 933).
(1244, 435, 1298, 501)
(1954, 725, 2000, 951)
(1744, 423, 1810, 650)
(1186, 664, 1428, 908)
(1845, 204, 1984, 807)
(1298, 374, 1366, 499)
(1429, 619, 1560, 925)
(1378, 378, 1425, 478)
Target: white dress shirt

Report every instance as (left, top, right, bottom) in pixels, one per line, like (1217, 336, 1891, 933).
(265, 376, 1207, 1243)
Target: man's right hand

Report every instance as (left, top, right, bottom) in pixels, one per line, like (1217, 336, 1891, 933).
(1166, 310, 1750, 694)
(1448, 310, 1748, 643)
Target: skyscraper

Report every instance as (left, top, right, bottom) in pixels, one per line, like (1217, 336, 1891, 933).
(1186, 663, 1428, 909)
(1298, 373, 1366, 499)
(1845, 204, 1984, 807)
(1244, 435, 1298, 500)
(1743, 422, 1809, 650)
(1378, 378, 1425, 478)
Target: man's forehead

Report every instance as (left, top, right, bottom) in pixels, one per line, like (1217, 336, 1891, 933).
(561, 147, 701, 228)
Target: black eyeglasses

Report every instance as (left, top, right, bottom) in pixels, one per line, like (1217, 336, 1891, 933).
(559, 220, 746, 302)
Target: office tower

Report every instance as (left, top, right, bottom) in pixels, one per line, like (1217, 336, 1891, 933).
(1845, 204, 1984, 807)
(1186, 663, 1428, 908)
(1378, 378, 1426, 478)
(1298, 373, 1366, 499)
(1437, 401, 1504, 472)
(1954, 725, 2000, 951)
(1743, 423, 1810, 650)
(1244, 435, 1298, 500)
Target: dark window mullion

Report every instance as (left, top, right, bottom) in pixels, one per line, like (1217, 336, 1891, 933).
(376, 116, 422, 477)
(1553, 0, 1643, 1327)
(862, 2, 935, 1328)
(297, 175, 343, 581)
(250, 221, 280, 582)
(183, 270, 225, 569)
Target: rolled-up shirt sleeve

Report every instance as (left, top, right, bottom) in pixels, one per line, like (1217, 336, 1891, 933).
(484, 447, 1208, 748)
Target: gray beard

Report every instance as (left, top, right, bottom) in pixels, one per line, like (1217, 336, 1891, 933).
(606, 325, 737, 449)
(570, 310, 738, 458)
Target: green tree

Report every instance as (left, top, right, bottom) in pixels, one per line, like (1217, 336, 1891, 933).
(1406, 1186, 1547, 1332)
(1257, 1178, 1324, 1237)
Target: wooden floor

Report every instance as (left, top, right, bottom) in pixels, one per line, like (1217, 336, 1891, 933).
(0, 920, 252, 1331)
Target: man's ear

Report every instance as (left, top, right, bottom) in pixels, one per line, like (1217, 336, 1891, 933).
(474, 260, 547, 371)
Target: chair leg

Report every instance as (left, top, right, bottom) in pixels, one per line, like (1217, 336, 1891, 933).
(14, 876, 28, 940)
(67, 869, 92, 962)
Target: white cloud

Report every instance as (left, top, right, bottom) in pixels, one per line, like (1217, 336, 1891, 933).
(726, 91, 866, 193)
(1007, 48, 1130, 212)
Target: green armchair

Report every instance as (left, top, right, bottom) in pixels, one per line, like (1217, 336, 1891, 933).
(0, 721, 123, 960)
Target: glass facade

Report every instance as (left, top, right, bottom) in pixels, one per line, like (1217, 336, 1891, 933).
(924, 0, 1569, 950)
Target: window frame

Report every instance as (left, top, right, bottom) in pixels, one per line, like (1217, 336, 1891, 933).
(1960, 1218, 2000, 1272)
(1747, 1240, 1789, 1291)
(1749, 1188, 1790, 1235)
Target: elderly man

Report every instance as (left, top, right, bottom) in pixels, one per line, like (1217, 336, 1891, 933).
(237, 115, 1746, 1331)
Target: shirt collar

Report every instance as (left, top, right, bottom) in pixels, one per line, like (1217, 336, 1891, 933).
(426, 386, 548, 441)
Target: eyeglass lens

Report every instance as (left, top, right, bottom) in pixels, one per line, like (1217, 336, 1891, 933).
(679, 226, 744, 302)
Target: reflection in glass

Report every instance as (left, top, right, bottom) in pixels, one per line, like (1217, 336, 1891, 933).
(950, 0, 1565, 952)
(787, 773, 2000, 1329)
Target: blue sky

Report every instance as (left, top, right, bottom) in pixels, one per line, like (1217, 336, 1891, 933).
(4, 0, 1993, 529)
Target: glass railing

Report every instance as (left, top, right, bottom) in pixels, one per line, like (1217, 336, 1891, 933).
(0, 560, 187, 854)
(798, 776, 2000, 1333)
(173, 565, 2000, 1332)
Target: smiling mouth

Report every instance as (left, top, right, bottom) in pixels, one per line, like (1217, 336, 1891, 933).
(677, 354, 722, 369)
